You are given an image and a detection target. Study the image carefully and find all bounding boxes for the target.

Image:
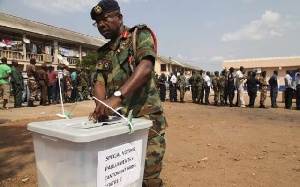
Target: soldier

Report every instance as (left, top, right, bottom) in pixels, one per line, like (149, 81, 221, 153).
(195, 70, 204, 104)
(158, 73, 167, 101)
(268, 70, 279, 108)
(227, 67, 235, 107)
(212, 71, 220, 106)
(190, 71, 197, 103)
(37, 63, 49, 106)
(223, 69, 229, 105)
(177, 71, 186, 103)
(26, 58, 38, 107)
(89, 1, 167, 186)
(218, 70, 226, 106)
(258, 71, 268, 108)
(64, 70, 73, 103)
(10, 59, 23, 108)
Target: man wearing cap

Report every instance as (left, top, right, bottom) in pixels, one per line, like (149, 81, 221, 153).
(0, 57, 11, 109)
(26, 58, 38, 107)
(10, 59, 23, 107)
(88, 1, 167, 187)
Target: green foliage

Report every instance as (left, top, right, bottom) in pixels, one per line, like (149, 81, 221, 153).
(76, 51, 98, 72)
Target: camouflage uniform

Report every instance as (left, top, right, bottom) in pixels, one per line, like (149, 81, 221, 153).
(64, 71, 72, 102)
(189, 74, 197, 103)
(212, 76, 220, 105)
(26, 64, 37, 103)
(259, 76, 268, 107)
(177, 74, 186, 103)
(195, 72, 204, 104)
(96, 25, 167, 187)
(218, 74, 226, 106)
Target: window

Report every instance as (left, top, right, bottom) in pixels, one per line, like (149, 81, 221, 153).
(160, 64, 166, 71)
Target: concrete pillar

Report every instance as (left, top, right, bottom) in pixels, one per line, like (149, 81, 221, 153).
(79, 45, 82, 62)
(22, 34, 26, 60)
(53, 40, 58, 64)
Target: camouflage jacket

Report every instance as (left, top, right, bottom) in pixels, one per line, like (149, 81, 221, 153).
(218, 75, 226, 89)
(212, 77, 219, 90)
(177, 75, 186, 88)
(259, 77, 268, 91)
(96, 24, 166, 120)
(195, 73, 204, 87)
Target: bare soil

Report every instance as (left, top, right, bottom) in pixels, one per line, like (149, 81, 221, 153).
(1, 92, 300, 187)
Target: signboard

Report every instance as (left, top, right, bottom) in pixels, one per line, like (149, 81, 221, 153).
(97, 139, 143, 187)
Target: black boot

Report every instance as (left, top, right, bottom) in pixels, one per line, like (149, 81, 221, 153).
(28, 100, 36, 107)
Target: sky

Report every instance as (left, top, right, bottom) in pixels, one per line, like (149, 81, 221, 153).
(0, 0, 300, 71)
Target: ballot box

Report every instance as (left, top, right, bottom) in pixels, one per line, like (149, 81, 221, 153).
(27, 116, 152, 187)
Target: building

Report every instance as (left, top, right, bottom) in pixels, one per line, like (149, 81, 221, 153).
(156, 56, 200, 78)
(223, 56, 300, 90)
(0, 12, 105, 72)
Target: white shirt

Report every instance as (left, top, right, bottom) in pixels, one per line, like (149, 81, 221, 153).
(204, 75, 211, 87)
(295, 72, 300, 86)
(284, 74, 293, 88)
(235, 70, 244, 88)
(170, 75, 177, 84)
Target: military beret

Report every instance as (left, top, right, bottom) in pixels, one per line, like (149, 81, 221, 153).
(91, 0, 120, 20)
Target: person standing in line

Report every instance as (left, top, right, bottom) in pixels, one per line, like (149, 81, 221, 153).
(190, 71, 197, 103)
(10, 59, 23, 107)
(246, 71, 259, 108)
(48, 66, 57, 104)
(0, 57, 11, 109)
(177, 71, 186, 103)
(38, 63, 49, 106)
(88, 1, 167, 186)
(227, 67, 235, 107)
(169, 72, 177, 102)
(295, 68, 300, 110)
(258, 71, 268, 108)
(158, 73, 167, 102)
(218, 70, 226, 106)
(235, 66, 246, 108)
(284, 70, 293, 109)
(195, 70, 204, 104)
(223, 69, 229, 105)
(212, 71, 220, 106)
(203, 71, 211, 105)
(268, 70, 279, 108)
(26, 58, 38, 107)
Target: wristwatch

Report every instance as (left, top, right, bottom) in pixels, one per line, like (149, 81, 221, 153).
(114, 90, 125, 101)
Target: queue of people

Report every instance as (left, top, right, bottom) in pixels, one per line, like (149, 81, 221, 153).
(0, 57, 93, 109)
(155, 66, 300, 110)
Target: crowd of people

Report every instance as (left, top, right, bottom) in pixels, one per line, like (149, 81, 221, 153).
(156, 66, 300, 110)
(0, 57, 93, 109)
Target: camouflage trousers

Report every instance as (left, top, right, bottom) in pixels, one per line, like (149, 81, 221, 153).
(260, 91, 267, 106)
(191, 85, 197, 102)
(214, 89, 220, 104)
(219, 88, 224, 104)
(179, 86, 185, 102)
(65, 81, 72, 99)
(142, 112, 167, 187)
(28, 77, 37, 101)
(196, 85, 203, 103)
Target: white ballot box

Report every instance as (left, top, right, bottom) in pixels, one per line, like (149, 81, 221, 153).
(27, 116, 152, 187)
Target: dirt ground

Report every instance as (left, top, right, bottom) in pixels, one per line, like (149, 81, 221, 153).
(0, 92, 300, 187)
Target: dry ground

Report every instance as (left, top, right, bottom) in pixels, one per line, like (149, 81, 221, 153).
(0, 92, 300, 187)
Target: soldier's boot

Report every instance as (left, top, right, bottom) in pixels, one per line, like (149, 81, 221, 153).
(28, 100, 36, 107)
(143, 178, 163, 187)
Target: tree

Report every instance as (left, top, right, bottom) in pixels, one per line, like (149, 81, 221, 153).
(75, 50, 98, 72)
